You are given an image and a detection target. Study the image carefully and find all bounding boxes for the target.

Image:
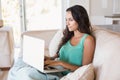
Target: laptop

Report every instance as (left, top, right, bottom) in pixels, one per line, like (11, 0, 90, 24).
(22, 35, 67, 73)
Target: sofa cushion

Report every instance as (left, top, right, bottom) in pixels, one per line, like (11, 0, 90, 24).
(49, 30, 63, 57)
(92, 26, 120, 80)
(60, 64, 95, 80)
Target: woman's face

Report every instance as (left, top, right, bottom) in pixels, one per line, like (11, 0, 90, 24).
(66, 11, 78, 32)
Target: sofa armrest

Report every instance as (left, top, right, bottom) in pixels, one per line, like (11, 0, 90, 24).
(0, 27, 14, 69)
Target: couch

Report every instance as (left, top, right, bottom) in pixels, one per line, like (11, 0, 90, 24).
(2, 25, 120, 80)
(20, 25, 120, 80)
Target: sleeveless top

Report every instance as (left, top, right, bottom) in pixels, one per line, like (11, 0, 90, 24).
(59, 34, 88, 66)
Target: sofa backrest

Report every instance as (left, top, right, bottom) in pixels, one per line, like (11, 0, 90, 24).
(21, 29, 58, 57)
(92, 26, 120, 80)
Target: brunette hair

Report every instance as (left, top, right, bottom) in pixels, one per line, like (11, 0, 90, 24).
(56, 5, 92, 54)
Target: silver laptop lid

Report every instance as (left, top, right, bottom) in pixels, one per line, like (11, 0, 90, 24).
(23, 35, 45, 72)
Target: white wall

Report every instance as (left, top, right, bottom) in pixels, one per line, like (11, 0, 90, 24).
(90, 0, 113, 25)
(69, 0, 114, 25)
(0, 0, 2, 20)
(69, 0, 90, 15)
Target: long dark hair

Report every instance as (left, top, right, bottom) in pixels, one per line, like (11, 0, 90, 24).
(56, 5, 92, 54)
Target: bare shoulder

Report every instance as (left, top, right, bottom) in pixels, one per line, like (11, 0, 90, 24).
(82, 35, 95, 65)
(84, 35, 95, 45)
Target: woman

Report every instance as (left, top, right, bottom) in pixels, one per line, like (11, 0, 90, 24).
(7, 5, 95, 80)
(45, 4, 95, 78)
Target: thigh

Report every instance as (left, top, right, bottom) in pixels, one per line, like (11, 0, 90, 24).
(29, 70, 61, 80)
(47, 72, 64, 80)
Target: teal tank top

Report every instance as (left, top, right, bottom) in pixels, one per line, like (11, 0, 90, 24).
(59, 34, 88, 66)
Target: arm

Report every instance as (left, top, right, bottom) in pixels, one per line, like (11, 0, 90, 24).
(45, 52, 80, 71)
(45, 35, 95, 71)
(44, 60, 79, 71)
(82, 35, 95, 65)
(61, 35, 95, 71)
(45, 53, 58, 60)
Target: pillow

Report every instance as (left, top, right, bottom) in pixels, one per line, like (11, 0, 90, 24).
(49, 30, 63, 57)
(60, 64, 95, 80)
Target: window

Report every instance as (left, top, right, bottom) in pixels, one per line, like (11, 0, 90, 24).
(1, 0, 63, 47)
(113, 0, 120, 14)
(1, 0, 21, 47)
(24, 0, 62, 31)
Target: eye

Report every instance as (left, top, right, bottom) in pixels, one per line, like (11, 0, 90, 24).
(70, 19, 73, 21)
(69, 18, 73, 21)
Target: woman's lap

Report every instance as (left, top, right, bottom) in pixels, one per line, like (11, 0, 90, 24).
(7, 57, 61, 80)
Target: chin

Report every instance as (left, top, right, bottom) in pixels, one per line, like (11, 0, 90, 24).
(69, 29, 73, 32)
(68, 29, 72, 31)
(68, 28, 74, 31)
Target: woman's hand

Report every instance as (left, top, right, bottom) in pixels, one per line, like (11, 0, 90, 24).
(44, 56, 51, 61)
(44, 60, 80, 71)
(44, 54, 59, 61)
(44, 60, 62, 67)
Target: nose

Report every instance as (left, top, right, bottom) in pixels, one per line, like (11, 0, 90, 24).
(66, 20, 69, 26)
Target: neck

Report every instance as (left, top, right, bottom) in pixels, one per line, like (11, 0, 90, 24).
(74, 30, 83, 37)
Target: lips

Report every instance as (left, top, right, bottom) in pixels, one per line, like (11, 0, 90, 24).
(68, 26, 72, 28)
